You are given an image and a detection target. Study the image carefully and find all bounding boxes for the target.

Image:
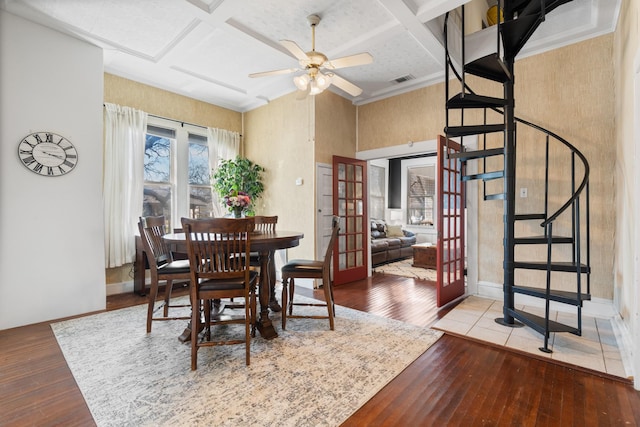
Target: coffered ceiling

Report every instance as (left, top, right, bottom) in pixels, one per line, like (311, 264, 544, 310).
(1, 0, 620, 112)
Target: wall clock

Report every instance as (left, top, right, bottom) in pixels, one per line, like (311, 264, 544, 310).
(18, 131, 78, 177)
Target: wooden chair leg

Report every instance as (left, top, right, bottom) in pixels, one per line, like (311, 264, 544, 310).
(281, 277, 288, 330)
(204, 299, 211, 341)
(163, 280, 173, 317)
(244, 294, 251, 366)
(322, 272, 334, 330)
(250, 287, 257, 337)
(288, 278, 295, 316)
(191, 298, 200, 371)
(147, 279, 160, 333)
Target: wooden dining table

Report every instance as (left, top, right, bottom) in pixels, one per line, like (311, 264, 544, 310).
(134, 229, 304, 340)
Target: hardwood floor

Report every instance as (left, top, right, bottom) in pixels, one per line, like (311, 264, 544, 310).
(1, 274, 639, 426)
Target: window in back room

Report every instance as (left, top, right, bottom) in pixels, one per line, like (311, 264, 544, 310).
(407, 165, 435, 227)
(369, 164, 385, 220)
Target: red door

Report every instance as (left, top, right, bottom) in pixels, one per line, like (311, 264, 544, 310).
(332, 156, 368, 285)
(437, 135, 466, 306)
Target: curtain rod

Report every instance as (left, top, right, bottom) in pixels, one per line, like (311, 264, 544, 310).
(148, 113, 204, 130)
(103, 104, 242, 136)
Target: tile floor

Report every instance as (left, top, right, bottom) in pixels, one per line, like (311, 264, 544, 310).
(432, 295, 629, 379)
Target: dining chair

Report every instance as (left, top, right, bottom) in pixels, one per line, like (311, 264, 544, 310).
(181, 217, 258, 370)
(138, 216, 191, 333)
(281, 216, 340, 331)
(251, 216, 280, 312)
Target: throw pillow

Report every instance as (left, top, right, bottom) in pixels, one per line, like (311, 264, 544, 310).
(387, 224, 404, 237)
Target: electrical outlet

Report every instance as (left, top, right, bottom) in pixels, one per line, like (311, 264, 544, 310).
(520, 188, 528, 198)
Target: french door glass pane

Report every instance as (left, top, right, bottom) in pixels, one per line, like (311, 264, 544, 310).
(338, 163, 345, 180)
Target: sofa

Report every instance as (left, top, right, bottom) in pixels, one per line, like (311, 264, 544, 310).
(370, 219, 416, 267)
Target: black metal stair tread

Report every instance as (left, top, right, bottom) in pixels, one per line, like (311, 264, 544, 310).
(445, 124, 505, 137)
(512, 285, 591, 306)
(501, 1, 573, 59)
(447, 93, 507, 109)
(507, 308, 579, 335)
(514, 261, 590, 273)
(449, 147, 504, 160)
(462, 170, 504, 182)
(514, 213, 546, 220)
(501, 14, 541, 59)
(465, 54, 511, 83)
(514, 235, 573, 244)
(516, 0, 573, 18)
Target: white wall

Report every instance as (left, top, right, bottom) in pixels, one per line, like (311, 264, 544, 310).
(0, 11, 106, 329)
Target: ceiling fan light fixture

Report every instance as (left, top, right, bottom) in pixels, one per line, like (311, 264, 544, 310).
(253, 13, 370, 97)
(309, 79, 321, 95)
(315, 72, 332, 90)
(294, 74, 310, 90)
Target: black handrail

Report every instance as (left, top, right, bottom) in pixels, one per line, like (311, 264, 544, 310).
(513, 117, 589, 227)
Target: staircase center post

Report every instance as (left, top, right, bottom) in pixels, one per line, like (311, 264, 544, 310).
(502, 56, 517, 325)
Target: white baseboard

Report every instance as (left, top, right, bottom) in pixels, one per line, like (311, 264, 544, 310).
(476, 281, 616, 318)
(107, 280, 135, 296)
(611, 315, 636, 382)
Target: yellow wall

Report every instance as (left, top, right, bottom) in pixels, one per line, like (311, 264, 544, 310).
(104, 73, 242, 132)
(315, 91, 357, 164)
(243, 90, 357, 260)
(511, 35, 615, 299)
(244, 92, 316, 259)
(357, 35, 616, 300)
(357, 83, 446, 150)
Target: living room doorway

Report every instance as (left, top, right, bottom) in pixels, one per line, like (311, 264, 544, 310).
(355, 137, 479, 296)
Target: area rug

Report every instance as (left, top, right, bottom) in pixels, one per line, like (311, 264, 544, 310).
(373, 258, 437, 281)
(51, 296, 442, 426)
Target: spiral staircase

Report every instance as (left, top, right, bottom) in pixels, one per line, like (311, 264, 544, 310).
(444, 0, 591, 353)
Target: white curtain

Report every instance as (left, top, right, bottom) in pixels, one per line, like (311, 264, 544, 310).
(207, 127, 240, 217)
(103, 103, 148, 267)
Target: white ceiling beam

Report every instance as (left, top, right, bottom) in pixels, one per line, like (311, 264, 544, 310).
(377, 0, 447, 67)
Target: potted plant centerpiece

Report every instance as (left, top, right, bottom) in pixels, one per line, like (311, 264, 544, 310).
(213, 156, 265, 217)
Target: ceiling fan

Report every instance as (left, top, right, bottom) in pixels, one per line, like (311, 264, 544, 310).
(249, 14, 373, 97)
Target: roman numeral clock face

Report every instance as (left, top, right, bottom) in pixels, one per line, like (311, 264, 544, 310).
(18, 132, 78, 177)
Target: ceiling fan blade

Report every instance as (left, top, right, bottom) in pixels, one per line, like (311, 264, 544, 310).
(249, 68, 299, 78)
(325, 52, 373, 70)
(330, 74, 363, 97)
(280, 40, 309, 61)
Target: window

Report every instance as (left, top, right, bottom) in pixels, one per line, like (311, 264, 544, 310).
(369, 165, 385, 220)
(143, 125, 175, 227)
(188, 133, 214, 219)
(407, 165, 435, 226)
(143, 119, 214, 231)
